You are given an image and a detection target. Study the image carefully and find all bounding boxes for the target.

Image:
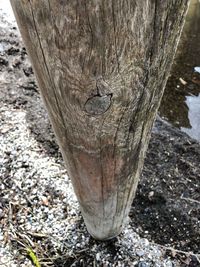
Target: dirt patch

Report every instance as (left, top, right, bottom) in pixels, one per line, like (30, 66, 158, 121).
(131, 119, 200, 254)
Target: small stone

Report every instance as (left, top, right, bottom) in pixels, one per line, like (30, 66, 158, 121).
(41, 196, 49, 206)
(143, 239, 149, 246)
(179, 77, 187, 85)
(163, 260, 173, 267)
(137, 261, 149, 267)
(148, 191, 154, 199)
(96, 252, 101, 261)
(194, 66, 200, 73)
(0, 208, 4, 219)
(136, 249, 145, 257)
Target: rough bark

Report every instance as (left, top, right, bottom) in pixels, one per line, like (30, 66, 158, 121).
(10, 0, 189, 240)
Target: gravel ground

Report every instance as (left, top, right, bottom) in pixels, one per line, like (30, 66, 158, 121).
(0, 9, 199, 267)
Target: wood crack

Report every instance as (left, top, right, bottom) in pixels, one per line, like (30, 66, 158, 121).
(29, 1, 65, 127)
(111, 0, 120, 74)
(84, 0, 94, 71)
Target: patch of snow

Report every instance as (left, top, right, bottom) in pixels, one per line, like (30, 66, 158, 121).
(0, 1, 16, 23)
(194, 66, 200, 74)
(181, 94, 200, 140)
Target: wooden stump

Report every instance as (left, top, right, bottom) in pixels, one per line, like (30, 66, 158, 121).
(10, 0, 189, 240)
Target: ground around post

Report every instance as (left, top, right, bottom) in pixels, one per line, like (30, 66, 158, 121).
(0, 11, 199, 267)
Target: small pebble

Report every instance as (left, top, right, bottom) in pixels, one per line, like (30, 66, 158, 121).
(136, 249, 145, 257)
(137, 261, 149, 267)
(163, 260, 173, 267)
(96, 252, 101, 261)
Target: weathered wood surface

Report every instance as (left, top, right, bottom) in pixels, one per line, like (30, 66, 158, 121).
(10, 0, 189, 240)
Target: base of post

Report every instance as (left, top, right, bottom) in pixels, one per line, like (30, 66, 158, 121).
(83, 214, 125, 241)
(87, 227, 123, 241)
(81, 203, 130, 240)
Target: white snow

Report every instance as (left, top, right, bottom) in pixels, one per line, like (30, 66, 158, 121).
(0, 0, 16, 25)
(194, 66, 200, 74)
(181, 94, 200, 140)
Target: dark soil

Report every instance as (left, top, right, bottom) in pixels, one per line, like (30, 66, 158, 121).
(131, 119, 200, 254)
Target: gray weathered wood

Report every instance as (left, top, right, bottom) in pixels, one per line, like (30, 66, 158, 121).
(10, 0, 189, 240)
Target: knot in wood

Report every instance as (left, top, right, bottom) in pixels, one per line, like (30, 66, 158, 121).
(85, 94, 112, 115)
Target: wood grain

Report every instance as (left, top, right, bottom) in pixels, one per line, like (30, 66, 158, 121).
(10, 0, 189, 240)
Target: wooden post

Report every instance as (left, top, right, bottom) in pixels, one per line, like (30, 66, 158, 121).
(10, 0, 189, 240)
